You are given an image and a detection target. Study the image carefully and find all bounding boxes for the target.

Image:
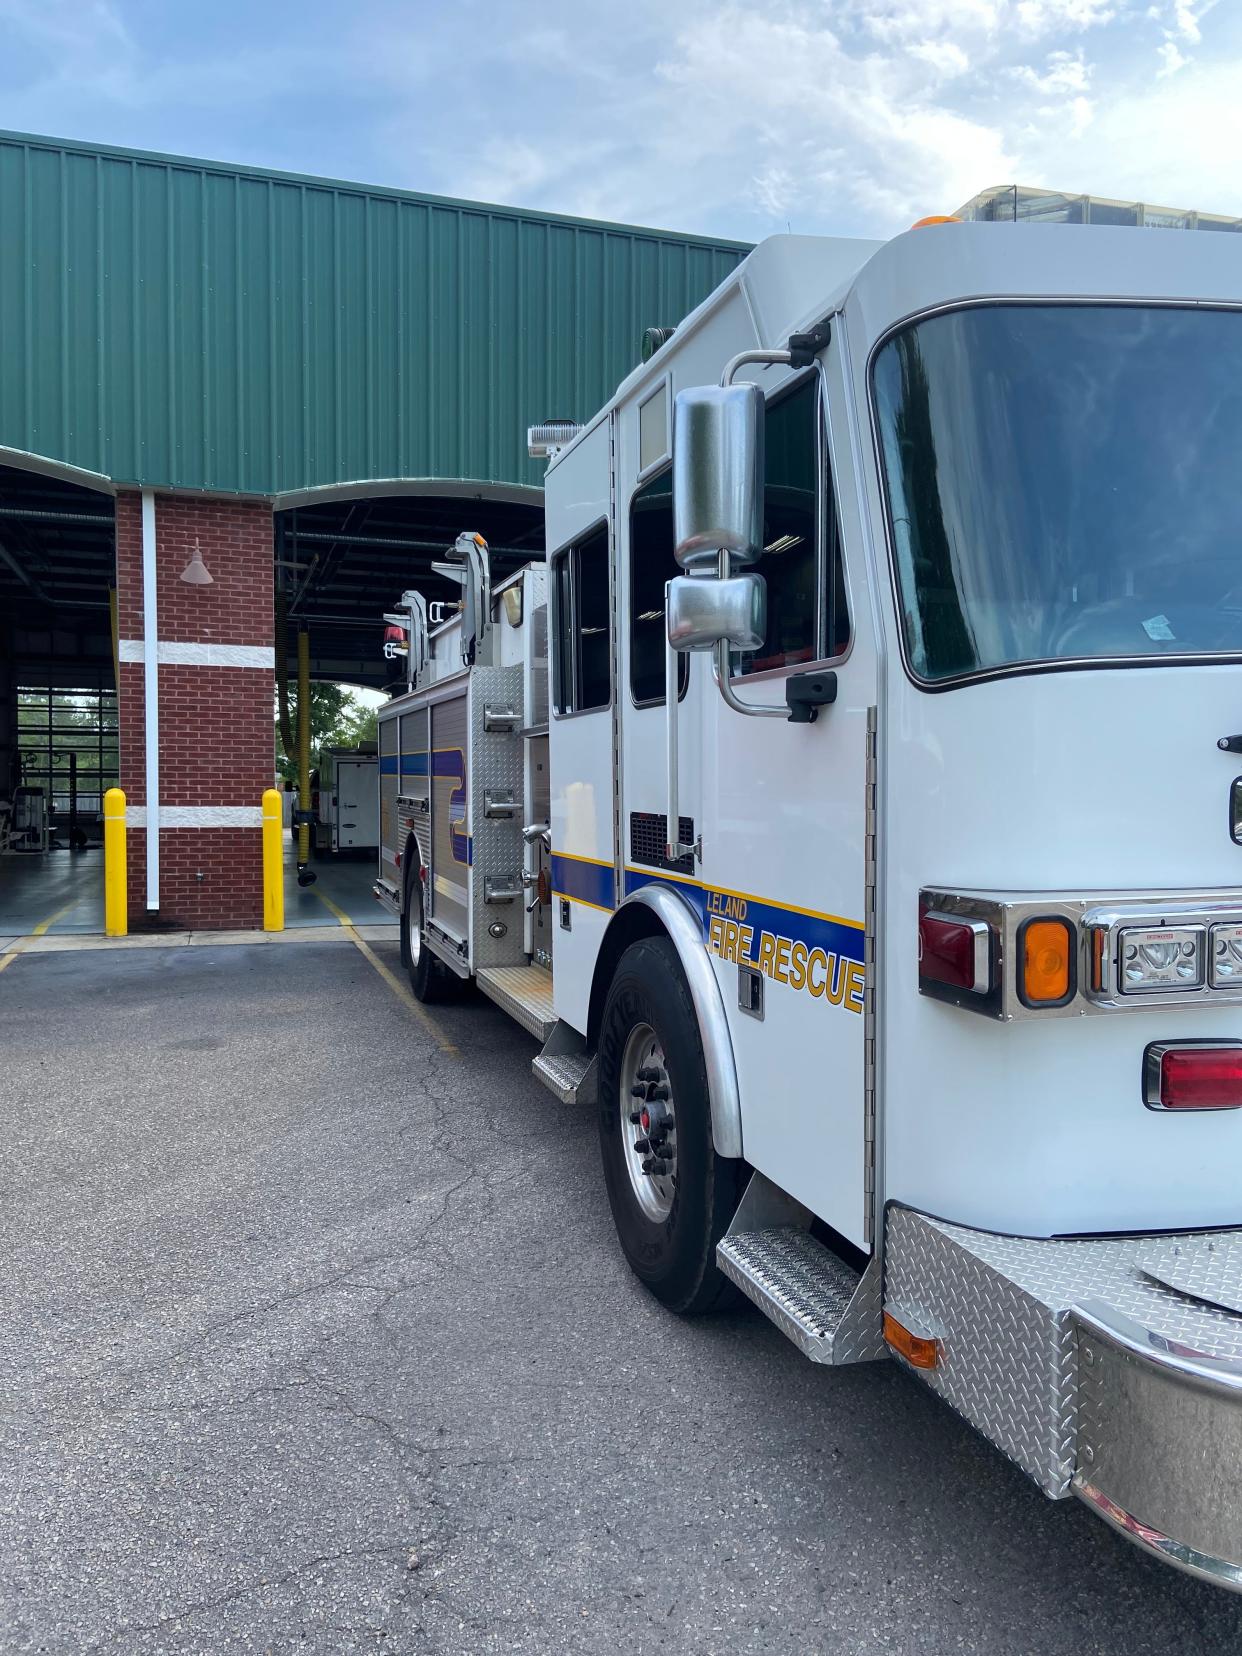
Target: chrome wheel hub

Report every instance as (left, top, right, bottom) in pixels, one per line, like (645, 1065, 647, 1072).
(619, 1023, 677, 1222)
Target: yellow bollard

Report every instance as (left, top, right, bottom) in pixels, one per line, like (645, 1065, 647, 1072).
(262, 787, 285, 932)
(103, 787, 127, 938)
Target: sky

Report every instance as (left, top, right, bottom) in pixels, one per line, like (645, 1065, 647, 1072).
(0, 0, 1239, 242)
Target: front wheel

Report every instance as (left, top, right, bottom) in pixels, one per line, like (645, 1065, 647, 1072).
(402, 859, 452, 1003)
(597, 937, 743, 1315)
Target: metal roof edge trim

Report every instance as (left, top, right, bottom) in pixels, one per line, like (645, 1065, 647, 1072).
(272, 477, 544, 512)
(0, 445, 116, 496)
(0, 128, 754, 253)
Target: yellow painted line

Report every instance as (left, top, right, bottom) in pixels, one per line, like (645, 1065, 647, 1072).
(0, 902, 77, 975)
(32, 901, 76, 937)
(312, 887, 458, 1056)
(313, 889, 353, 928)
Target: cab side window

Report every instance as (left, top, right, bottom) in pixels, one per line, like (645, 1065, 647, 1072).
(629, 468, 689, 706)
(551, 525, 610, 715)
(736, 375, 850, 676)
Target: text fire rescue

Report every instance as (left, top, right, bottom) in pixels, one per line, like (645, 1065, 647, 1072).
(704, 889, 865, 1013)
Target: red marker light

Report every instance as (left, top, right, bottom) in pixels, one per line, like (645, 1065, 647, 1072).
(919, 909, 991, 995)
(1147, 1043, 1242, 1111)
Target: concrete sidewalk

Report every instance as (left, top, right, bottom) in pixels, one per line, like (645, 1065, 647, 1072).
(2, 942, 1241, 1654)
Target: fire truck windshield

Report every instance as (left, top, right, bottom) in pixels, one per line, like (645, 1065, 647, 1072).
(873, 302, 1242, 684)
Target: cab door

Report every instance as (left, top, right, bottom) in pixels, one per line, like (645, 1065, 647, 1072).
(696, 352, 878, 1248)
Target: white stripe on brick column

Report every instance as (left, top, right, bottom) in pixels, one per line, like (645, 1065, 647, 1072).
(119, 640, 275, 668)
(127, 806, 264, 828)
(141, 490, 160, 911)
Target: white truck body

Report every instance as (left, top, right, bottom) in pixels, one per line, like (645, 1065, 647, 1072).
(378, 221, 1242, 1591)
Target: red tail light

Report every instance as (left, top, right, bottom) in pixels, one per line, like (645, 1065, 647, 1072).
(1144, 1042, 1242, 1111)
(919, 909, 992, 995)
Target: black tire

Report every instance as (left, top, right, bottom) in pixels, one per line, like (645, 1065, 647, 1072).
(597, 937, 743, 1315)
(402, 857, 452, 1003)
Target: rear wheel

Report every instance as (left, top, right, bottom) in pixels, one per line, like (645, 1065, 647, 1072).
(402, 857, 453, 1003)
(597, 937, 743, 1314)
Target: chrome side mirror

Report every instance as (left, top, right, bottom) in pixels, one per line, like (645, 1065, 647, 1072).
(667, 572, 766, 653)
(672, 384, 764, 568)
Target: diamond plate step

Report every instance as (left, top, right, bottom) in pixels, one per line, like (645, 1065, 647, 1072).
(476, 965, 555, 1040)
(532, 1049, 597, 1105)
(717, 1226, 886, 1366)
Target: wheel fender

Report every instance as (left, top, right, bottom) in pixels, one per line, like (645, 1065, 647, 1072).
(620, 884, 743, 1161)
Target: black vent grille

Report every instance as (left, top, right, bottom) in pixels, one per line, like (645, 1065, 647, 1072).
(630, 812, 694, 875)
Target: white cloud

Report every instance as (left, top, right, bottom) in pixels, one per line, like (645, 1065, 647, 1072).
(1157, 39, 1189, 71)
(1010, 46, 1091, 91)
(1014, 0, 1114, 31)
(1168, 0, 1217, 42)
(909, 38, 972, 74)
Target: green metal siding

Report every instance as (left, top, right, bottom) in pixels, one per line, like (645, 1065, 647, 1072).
(0, 131, 749, 496)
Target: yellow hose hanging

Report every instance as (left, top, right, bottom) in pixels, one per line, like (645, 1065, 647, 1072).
(276, 590, 294, 762)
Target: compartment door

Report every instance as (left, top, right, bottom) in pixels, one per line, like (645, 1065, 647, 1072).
(429, 694, 469, 943)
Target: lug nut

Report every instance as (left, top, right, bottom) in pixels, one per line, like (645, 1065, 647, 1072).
(633, 1137, 651, 1155)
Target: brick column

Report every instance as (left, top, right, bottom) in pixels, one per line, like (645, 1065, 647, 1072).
(115, 491, 274, 930)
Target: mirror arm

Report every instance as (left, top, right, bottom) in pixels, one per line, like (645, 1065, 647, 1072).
(720, 319, 831, 387)
(712, 641, 787, 719)
(720, 347, 795, 387)
(709, 550, 785, 720)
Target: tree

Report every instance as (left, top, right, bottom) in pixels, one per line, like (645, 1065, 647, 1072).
(273, 684, 379, 783)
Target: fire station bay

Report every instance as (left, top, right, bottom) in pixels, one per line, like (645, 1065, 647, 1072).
(0, 129, 746, 938)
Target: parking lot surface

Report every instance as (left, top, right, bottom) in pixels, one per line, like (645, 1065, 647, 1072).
(4, 940, 1242, 1654)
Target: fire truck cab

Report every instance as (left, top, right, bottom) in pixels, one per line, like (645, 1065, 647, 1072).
(379, 218, 1242, 1591)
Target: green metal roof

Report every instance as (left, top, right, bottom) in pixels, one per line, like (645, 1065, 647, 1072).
(0, 130, 750, 496)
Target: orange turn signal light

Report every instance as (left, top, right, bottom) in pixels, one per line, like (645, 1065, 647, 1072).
(1019, 917, 1075, 1007)
(883, 1312, 940, 1370)
(910, 214, 962, 229)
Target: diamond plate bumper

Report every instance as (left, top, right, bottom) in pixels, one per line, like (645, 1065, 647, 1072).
(885, 1207, 1242, 1590)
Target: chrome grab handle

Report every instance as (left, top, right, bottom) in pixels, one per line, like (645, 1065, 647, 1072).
(665, 601, 686, 861)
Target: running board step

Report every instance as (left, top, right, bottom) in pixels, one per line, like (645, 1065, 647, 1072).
(717, 1227, 887, 1366)
(476, 965, 555, 1041)
(532, 1049, 597, 1106)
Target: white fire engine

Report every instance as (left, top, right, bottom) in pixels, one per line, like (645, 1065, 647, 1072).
(377, 205, 1242, 1590)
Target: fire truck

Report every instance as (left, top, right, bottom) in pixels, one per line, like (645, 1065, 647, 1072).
(376, 204, 1242, 1590)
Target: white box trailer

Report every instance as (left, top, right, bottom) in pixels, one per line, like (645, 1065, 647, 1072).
(377, 220, 1242, 1591)
(314, 747, 379, 854)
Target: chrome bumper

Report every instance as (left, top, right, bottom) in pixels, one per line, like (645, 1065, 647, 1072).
(885, 1209, 1242, 1590)
(1074, 1297, 1242, 1589)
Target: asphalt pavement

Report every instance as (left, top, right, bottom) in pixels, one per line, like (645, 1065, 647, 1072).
(3, 939, 1242, 1654)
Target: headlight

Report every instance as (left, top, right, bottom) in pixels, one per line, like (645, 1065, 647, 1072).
(1210, 922, 1242, 987)
(1118, 925, 1204, 993)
